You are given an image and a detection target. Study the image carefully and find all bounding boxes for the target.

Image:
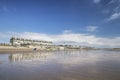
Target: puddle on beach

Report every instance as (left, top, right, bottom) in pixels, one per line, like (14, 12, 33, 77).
(0, 50, 120, 80)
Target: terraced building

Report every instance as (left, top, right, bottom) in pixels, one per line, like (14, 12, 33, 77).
(10, 37, 53, 47)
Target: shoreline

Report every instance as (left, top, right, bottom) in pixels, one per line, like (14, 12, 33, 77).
(1, 46, 120, 54)
(0, 47, 88, 54)
(0, 46, 50, 54)
(0, 47, 58, 54)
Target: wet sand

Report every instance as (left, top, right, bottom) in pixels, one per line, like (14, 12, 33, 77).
(0, 46, 50, 53)
(0, 50, 120, 80)
(0, 46, 32, 53)
(0, 48, 35, 53)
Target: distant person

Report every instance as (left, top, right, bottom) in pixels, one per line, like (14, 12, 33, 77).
(33, 48, 37, 51)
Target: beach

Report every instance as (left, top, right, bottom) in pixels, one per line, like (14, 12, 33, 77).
(0, 50, 120, 80)
(0, 46, 42, 53)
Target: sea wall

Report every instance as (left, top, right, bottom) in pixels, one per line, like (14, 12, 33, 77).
(0, 46, 38, 53)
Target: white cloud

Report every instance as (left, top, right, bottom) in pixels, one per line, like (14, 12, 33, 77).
(105, 0, 120, 22)
(107, 0, 120, 12)
(63, 30, 72, 33)
(86, 26, 98, 32)
(0, 31, 120, 48)
(93, 0, 101, 4)
(107, 12, 120, 21)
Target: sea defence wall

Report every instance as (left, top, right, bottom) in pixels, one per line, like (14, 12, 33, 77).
(0, 45, 65, 53)
(0, 46, 32, 53)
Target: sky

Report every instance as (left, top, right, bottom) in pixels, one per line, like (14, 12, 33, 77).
(0, 0, 120, 48)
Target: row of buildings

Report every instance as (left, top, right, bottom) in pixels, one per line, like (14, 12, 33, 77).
(0, 37, 92, 50)
(9, 37, 57, 50)
(10, 37, 52, 47)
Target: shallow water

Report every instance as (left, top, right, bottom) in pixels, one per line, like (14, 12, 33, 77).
(0, 50, 120, 80)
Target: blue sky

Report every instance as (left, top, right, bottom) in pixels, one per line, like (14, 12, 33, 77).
(0, 0, 120, 47)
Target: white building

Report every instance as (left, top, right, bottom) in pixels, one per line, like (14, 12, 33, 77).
(10, 37, 53, 47)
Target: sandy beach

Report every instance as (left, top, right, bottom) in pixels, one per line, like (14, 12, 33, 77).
(0, 50, 120, 80)
(0, 46, 42, 53)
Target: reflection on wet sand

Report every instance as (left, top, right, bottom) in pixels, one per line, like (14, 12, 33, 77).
(9, 52, 52, 62)
(0, 50, 120, 80)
